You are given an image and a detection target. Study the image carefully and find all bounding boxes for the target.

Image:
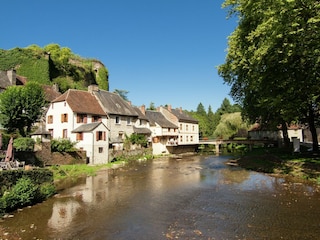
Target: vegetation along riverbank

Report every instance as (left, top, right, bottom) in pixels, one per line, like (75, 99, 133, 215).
(229, 146, 320, 184)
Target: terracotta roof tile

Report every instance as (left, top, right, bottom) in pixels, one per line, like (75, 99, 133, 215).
(53, 89, 106, 116)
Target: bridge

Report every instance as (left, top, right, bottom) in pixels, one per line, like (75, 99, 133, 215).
(199, 139, 278, 153)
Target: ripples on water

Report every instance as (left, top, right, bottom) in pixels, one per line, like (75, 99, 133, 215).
(1, 154, 320, 239)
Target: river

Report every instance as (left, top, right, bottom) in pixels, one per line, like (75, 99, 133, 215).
(1, 154, 320, 239)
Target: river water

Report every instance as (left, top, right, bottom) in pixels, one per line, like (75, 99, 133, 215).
(1, 154, 320, 240)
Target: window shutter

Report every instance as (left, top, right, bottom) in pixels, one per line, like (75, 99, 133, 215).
(61, 114, 63, 123)
(65, 114, 68, 122)
(96, 132, 99, 141)
(84, 115, 87, 123)
(103, 131, 106, 141)
(77, 115, 80, 123)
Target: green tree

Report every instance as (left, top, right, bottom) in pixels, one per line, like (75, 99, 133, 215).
(219, 0, 320, 151)
(214, 112, 249, 139)
(0, 83, 45, 136)
(114, 89, 129, 101)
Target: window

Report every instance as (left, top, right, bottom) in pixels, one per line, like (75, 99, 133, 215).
(49, 129, 53, 137)
(61, 113, 68, 123)
(186, 125, 189, 131)
(62, 129, 68, 138)
(98, 147, 103, 153)
(180, 124, 183, 130)
(127, 117, 131, 125)
(190, 136, 193, 142)
(47, 115, 53, 124)
(192, 125, 195, 131)
(186, 136, 189, 142)
(92, 115, 102, 122)
(180, 136, 183, 142)
(76, 132, 83, 141)
(96, 131, 106, 141)
(77, 114, 87, 123)
(115, 116, 120, 124)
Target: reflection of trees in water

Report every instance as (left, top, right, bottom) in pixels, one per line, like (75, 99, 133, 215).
(220, 169, 250, 184)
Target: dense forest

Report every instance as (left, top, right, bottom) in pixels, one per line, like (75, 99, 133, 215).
(0, 44, 109, 93)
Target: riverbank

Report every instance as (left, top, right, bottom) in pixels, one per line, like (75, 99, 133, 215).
(229, 147, 320, 184)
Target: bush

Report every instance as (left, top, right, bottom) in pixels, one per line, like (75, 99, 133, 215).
(51, 138, 77, 152)
(3, 178, 38, 212)
(39, 182, 56, 200)
(13, 137, 35, 151)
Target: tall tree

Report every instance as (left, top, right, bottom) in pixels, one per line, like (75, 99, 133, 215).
(219, 0, 320, 151)
(0, 83, 45, 136)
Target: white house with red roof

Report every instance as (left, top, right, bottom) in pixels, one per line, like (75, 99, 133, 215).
(45, 89, 109, 164)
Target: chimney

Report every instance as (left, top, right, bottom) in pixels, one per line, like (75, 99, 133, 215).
(140, 105, 146, 115)
(180, 107, 182, 113)
(52, 83, 59, 92)
(168, 104, 172, 112)
(88, 84, 99, 94)
(7, 69, 16, 85)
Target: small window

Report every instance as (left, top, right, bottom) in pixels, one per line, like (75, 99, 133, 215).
(190, 136, 193, 142)
(180, 135, 183, 142)
(127, 117, 131, 125)
(180, 124, 182, 130)
(47, 115, 53, 124)
(76, 132, 83, 141)
(49, 129, 53, 137)
(77, 114, 87, 123)
(186, 136, 189, 142)
(61, 114, 68, 123)
(62, 129, 68, 138)
(92, 115, 102, 122)
(186, 125, 189, 131)
(192, 125, 195, 131)
(96, 131, 106, 141)
(115, 116, 120, 124)
(99, 147, 103, 153)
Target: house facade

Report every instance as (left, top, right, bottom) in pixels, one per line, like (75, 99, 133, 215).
(45, 89, 109, 164)
(89, 85, 139, 150)
(159, 105, 199, 146)
(145, 110, 179, 155)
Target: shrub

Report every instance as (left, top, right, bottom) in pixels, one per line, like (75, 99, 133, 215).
(13, 137, 35, 151)
(39, 183, 56, 200)
(3, 178, 39, 212)
(51, 139, 77, 152)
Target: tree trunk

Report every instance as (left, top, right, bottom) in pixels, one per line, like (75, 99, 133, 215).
(281, 120, 290, 148)
(308, 105, 319, 153)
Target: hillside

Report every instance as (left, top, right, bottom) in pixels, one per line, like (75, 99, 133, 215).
(0, 44, 109, 92)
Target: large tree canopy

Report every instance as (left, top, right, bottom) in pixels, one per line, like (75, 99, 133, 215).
(0, 83, 45, 136)
(218, 0, 320, 151)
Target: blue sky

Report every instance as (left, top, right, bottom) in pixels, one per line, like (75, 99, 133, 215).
(1, 0, 237, 112)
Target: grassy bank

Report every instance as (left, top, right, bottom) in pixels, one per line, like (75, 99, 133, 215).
(49, 152, 153, 182)
(233, 147, 320, 184)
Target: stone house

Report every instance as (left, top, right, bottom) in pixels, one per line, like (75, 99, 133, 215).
(89, 85, 139, 150)
(145, 110, 179, 155)
(45, 89, 109, 164)
(158, 105, 199, 146)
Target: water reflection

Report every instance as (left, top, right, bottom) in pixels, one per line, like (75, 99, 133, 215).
(1, 155, 320, 240)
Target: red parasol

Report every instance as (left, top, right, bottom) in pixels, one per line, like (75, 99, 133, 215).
(5, 137, 13, 162)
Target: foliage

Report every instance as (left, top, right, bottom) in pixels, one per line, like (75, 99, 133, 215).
(114, 89, 129, 101)
(147, 102, 156, 110)
(128, 133, 148, 146)
(0, 82, 45, 136)
(51, 139, 77, 152)
(219, 0, 320, 151)
(13, 137, 35, 151)
(214, 112, 249, 139)
(0, 44, 109, 93)
(3, 178, 38, 211)
(189, 99, 242, 139)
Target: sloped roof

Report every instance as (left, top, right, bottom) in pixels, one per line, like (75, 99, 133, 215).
(133, 106, 149, 121)
(170, 108, 198, 124)
(146, 110, 178, 128)
(52, 89, 106, 116)
(133, 126, 151, 134)
(71, 122, 107, 133)
(93, 90, 138, 117)
(42, 85, 61, 102)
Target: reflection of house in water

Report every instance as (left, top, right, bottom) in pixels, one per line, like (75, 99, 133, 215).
(47, 200, 81, 231)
